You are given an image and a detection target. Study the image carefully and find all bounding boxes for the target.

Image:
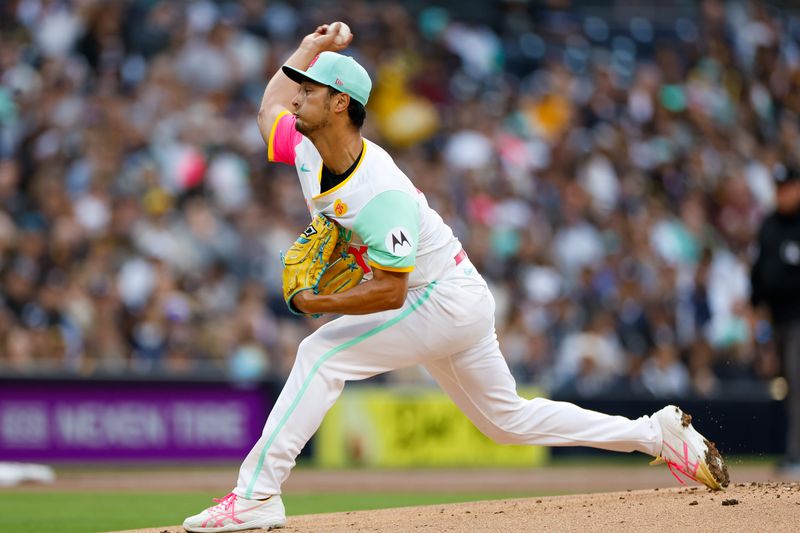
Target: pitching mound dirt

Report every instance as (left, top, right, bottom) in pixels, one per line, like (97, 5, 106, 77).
(109, 482, 800, 533)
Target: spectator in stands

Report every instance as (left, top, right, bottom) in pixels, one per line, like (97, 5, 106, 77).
(639, 343, 691, 398)
(750, 164, 800, 477)
(0, 0, 794, 405)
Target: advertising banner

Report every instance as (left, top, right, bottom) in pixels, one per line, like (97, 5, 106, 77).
(316, 386, 548, 467)
(0, 379, 273, 461)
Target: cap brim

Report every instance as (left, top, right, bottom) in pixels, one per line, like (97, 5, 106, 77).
(282, 65, 327, 87)
(282, 64, 368, 106)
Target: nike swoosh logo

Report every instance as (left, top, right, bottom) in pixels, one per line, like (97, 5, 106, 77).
(300, 164, 311, 172)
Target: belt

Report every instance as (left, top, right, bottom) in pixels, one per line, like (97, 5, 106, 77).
(454, 248, 467, 266)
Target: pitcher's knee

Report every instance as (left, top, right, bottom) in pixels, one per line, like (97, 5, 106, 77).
(487, 427, 527, 445)
(484, 400, 534, 445)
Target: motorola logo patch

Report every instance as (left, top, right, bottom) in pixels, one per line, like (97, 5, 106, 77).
(385, 227, 413, 257)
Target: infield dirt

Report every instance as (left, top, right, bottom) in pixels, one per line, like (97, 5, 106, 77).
(109, 482, 800, 533)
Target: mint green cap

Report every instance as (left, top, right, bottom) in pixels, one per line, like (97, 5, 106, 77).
(282, 51, 372, 106)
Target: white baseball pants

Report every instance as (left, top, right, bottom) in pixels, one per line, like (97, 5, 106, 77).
(235, 259, 662, 499)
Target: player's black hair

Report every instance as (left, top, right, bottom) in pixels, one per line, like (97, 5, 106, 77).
(328, 87, 366, 129)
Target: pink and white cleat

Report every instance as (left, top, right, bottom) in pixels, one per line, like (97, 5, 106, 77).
(651, 405, 730, 491)
(183, 492, 286, 532)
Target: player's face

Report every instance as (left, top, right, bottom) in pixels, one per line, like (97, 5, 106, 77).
(292, 82, 332, 136)
(776, 181, 800, 214)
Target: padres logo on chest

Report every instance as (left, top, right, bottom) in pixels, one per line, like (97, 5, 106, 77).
(333, 199, 348, 217)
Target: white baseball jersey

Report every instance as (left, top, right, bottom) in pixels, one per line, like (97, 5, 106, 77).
(268, 111, 461, 286)
(233, 111, 662, 500)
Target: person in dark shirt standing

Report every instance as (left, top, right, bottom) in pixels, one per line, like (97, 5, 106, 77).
(751, 164, 800, 476)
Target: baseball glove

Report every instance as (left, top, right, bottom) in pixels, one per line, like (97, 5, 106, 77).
(282, 215, 364, 316)
(316, 228, 365, 296)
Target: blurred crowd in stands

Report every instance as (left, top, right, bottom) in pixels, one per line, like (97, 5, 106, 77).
(1, 0, 799, 398)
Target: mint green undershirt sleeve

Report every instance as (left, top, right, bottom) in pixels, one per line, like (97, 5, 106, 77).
(353, 190, 419, 271)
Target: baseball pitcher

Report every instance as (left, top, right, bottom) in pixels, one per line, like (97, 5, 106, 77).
(183, 23, 729, 532)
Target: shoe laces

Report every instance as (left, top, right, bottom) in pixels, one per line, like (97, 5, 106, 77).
(202, 493, 243, 528)
(211, 493, 238, 516)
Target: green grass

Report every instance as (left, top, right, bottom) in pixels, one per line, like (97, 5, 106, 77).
(0, 491, 534, 533)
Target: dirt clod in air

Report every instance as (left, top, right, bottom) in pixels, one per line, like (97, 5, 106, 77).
(681, 411, 692, 428)
(721, 499, 739, 506)
(689, 501, 699, 506)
